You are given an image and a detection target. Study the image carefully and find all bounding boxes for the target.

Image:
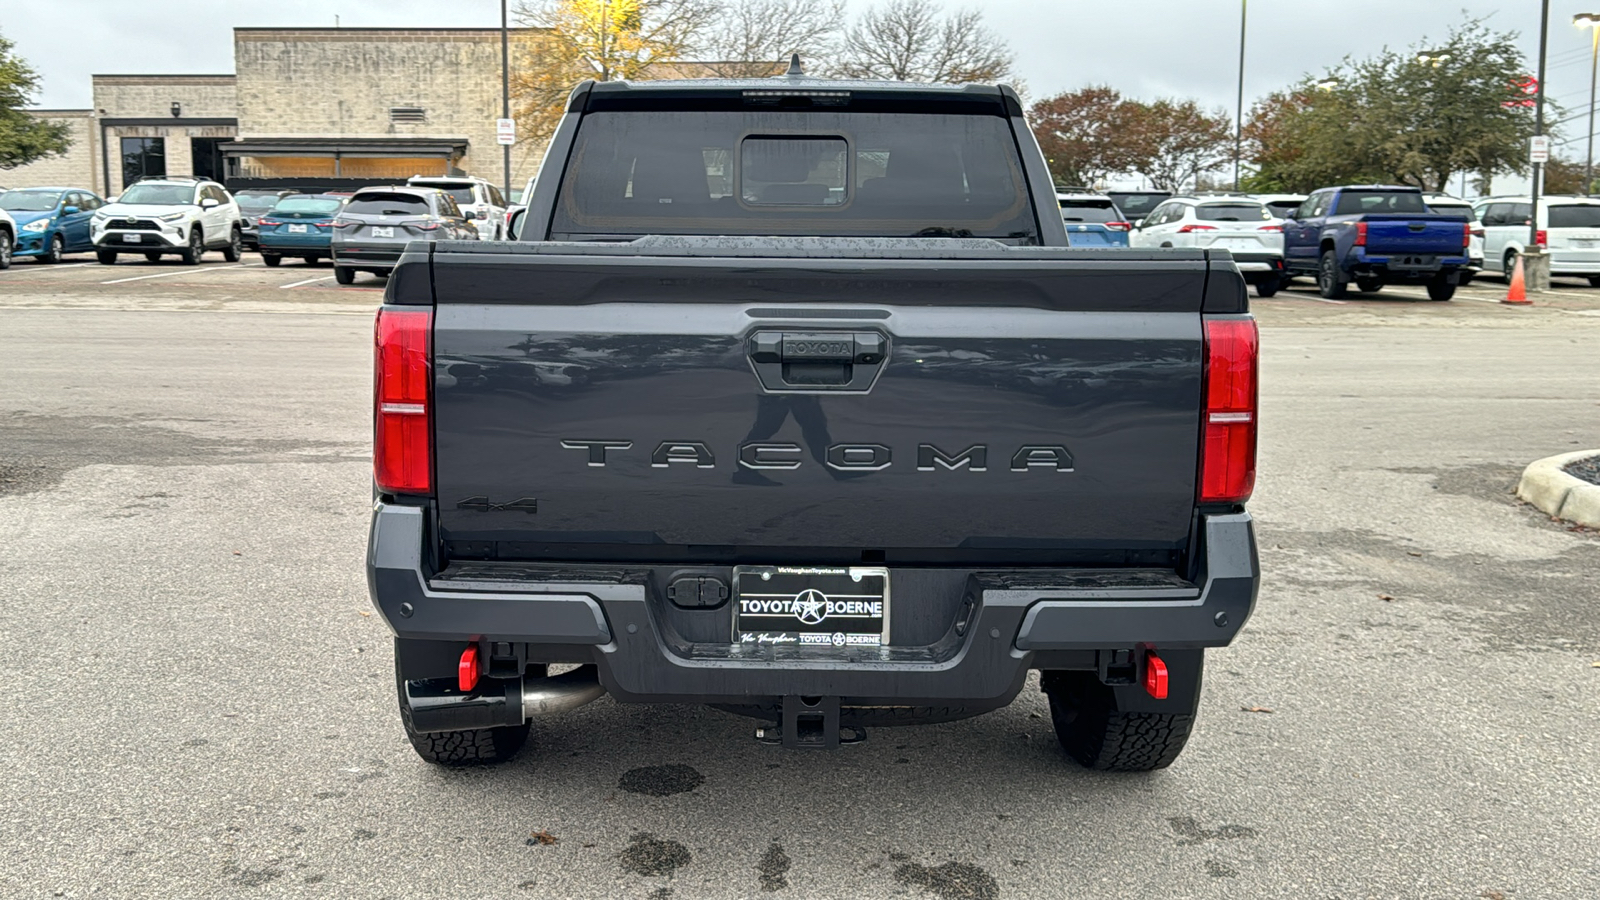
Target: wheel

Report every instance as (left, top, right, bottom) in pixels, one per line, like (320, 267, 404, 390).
(38, 234, 65, 264)
(1503, 249, 1519, 282)
(1356, 276, 1383, 293)
(376, 268, 393, 278)
(96, 249, 118, 265)
(306, 255, 322, 265)
(1587, 276, 1600, 287)
(261, 253, 282, 267)
(1043, 669, 1197, 771)
(179, 228, 203, 265)
(1254, 276, 1280, 298)
(1318, 249, 1348, 299)
(0, 230, 12, 269)
(222, 227, 242, 262)
(144, 252, 162, 263)
(396, 663, 530, 767)
(334, 265, 356, 285)
(1426, 276, 1456, 301)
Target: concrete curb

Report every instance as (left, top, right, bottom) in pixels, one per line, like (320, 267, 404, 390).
(1516, 450, 1600, 527)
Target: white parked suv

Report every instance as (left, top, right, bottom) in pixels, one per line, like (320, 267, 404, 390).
(0, 207, 15, 269)
(1129, 195, 1287, 296)
(92, 177, 243, 265)
(1473, 195, 1600, 285)
(406, 175, 507, 241)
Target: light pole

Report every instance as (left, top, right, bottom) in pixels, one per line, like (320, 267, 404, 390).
(1575, 13, 1600, 196)
(1527, 0, 1552, 291)
(501, 0, 512, 204)
(1233, 0, 1247, 191)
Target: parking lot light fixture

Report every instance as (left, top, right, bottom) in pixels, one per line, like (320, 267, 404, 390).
(1574, 13, 1600, 196)
(1314, 79, 1339, 92)
(1416, 50, 1451, 67)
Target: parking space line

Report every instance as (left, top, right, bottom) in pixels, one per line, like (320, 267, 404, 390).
(100, 265, 246, 285)
(279, 275, 336, 289)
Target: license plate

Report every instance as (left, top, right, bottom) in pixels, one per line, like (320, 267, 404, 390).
(1216, 238, 1257, 249)
(288, 224, 308, 233)
(1572, 239, 1596, 249)
(372, 226, 394, 238)
(122, 234, 142, 243)
(734, 566, 889, 647)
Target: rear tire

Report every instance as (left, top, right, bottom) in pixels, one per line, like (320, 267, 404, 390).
(1426, 276, 1456, 301)
(96, 249, 118, 265)
(396, 666, 531, 767)
(1044, 670, 1197, 771)
(262, 253, 282, 267)
(144, 252, 162, 263)
(334, 265, 356, 285)
(1318, 249, 1348, 299)
(1587, 276, 1600, 287)
(222, 227, 242, 262)
(0, 230, 13, 269)
(1254, 277, 1280, 298)
(1356, 276, 1383, 293)
(39, 234, 65, 264)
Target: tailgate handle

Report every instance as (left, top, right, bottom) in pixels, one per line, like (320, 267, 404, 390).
(748, 331, 887, 392)
(1408, 222, 1427, 232)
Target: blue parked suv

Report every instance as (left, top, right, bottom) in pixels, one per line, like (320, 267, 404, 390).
(0, 187, 105, 263)
(256, 194, 346, 266)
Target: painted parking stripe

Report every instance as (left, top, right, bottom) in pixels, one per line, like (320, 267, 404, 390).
(279, 275, 336, 289)
(100, 264, 246, 285)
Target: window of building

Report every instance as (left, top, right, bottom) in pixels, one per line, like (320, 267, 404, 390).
(121, 137, 167, 187)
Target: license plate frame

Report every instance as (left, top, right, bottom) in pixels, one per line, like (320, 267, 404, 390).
(372, 226, 394, 238)
(288, 224, 308, 234)
(733, 566, 890, 648)
(122, 233, 143, 243)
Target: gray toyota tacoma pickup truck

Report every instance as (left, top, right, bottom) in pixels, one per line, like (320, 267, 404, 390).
(367, 71, 1260, 771)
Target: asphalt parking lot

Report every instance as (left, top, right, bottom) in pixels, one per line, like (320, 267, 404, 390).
(2, 254, 1599, 898)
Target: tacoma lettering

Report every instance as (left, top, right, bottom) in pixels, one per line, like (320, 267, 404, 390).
(563, 440, 1072, 472)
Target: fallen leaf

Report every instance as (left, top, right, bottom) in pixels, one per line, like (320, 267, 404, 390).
(582, 842, 596, 849)
(232, 551, 241, 556)
(358, 610, 371, 617)
(1481, 890, 1507, 900)
(1241, 706, 1274, 714)
(1378, 593, 1395, 601)
(1407, 551, 1422, 557)
(529, 829, 558, 846)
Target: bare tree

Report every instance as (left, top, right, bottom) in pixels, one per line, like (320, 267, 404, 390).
(695, 0, 845, 77)
(1128, 99, 1234, 192)
(832, 0, 1013, 83)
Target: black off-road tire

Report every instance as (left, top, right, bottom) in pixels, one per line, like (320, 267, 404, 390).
(96, 249, 117, 265)
(334, 265, 356, 285)
(144, 252, 162, 263)
(0, 229, 14, 269)
(1254, 276, 1280, 298)
(1356, 276, 1383, 293)
(396, 669, 531, 767)
(222, 227, 242, 262)
(39, 234, 65, 264)
(1426, 276, 1456, 301)
(1044, 671, 1196, 772)
(179, 228, 204, 265)
(1318, 249, 1348, 299)
(262, 252, 282, 267)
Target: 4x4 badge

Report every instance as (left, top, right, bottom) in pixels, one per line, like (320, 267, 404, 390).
(455, 496, 538, 513)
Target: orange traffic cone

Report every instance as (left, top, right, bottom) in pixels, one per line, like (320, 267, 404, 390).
(1504, 254, 1532, 305)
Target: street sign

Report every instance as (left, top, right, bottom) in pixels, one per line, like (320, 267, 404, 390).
(496, 118, 516, 146)
(1530, 135, 1550, 164)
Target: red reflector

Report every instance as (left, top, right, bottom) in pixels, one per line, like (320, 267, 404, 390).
(459, 644, 480, 692)
(1145, 653, 1169, 700)
(374, 309, 433, 495)
(1257, 224, 1283, 233)
(1354, 222, 1368, 246)
(258, 218, 280, 227)
(1200, 318, 1258, 504)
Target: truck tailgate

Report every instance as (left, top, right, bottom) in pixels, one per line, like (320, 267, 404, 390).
(425, 240, 1219, 560)
(1361, 215, 1467, 254)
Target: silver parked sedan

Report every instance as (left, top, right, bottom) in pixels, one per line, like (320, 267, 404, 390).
(331, 186, 479, 284)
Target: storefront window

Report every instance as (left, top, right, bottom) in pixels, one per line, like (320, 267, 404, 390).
(121, 137, 166, 187)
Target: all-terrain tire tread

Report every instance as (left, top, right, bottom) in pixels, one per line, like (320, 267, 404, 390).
(1046, 675, 1197, 772)
(396, 678, 529, 767)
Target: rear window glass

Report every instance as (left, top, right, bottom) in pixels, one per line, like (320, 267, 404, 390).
(413, 183, 477, 205)
(1059, 200, 1119, 223)
(1106, 193, 1169, 217)
(344, 193, 430, 216)
(1263, 201, 1301, 218)
(551, 110, 1035, 241)
(1196, 203, 1270, 222)
(1546, 205, 1600, 228)
(1334, 191, 1428, 215)
(272, 196, 343, 215)
(236, 194, 282, 211)
(1425, 201, 1474, 220)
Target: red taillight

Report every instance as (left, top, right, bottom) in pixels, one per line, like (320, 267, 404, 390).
(1354, 222, 1368, 247)
(313, 221, 332, 230)
(1200, 318, 1258, 504)
(1257, 224, 1283, 233)
(330, 218, 355, 229)
(374, 308, 433, 495)
(1469, 226, 1484, 238)
(1106, 221, 1131, 232)
(258, 218, 280, 227)
(1462, 222, 1471, 248)
(1536, 229, 1548, 248)
(1177, 224, 1218, 233)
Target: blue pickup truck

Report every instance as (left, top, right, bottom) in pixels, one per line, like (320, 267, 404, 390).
(1282, 185, 1472, 300)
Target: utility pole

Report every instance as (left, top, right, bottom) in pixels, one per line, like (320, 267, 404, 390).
(1528, 0, 1552, 290)
(1577, 13, 1600, 195)
(1233, 0, 1247, 191)
(501, 0, 513, 206)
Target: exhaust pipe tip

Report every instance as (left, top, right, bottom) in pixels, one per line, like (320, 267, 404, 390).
(520, 664, 605, 719)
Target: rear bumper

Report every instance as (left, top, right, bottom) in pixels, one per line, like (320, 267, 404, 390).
(334, 242, 407, 267)
(367, 503, 1259, 707)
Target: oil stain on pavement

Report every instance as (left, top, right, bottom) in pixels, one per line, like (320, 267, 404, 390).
(892, 860, 999, 900)
(619, 764, 704, 796)
(619, 832, 692, 877)
(756, 841, 791, 891)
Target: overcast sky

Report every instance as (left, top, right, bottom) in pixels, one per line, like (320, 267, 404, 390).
(9, 0, 1600, 152)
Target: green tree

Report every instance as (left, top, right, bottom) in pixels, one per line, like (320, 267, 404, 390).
(0, 31, 72, 170)
(1029, 86, 1146, 188)
(1247, 19, 1539, 193)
